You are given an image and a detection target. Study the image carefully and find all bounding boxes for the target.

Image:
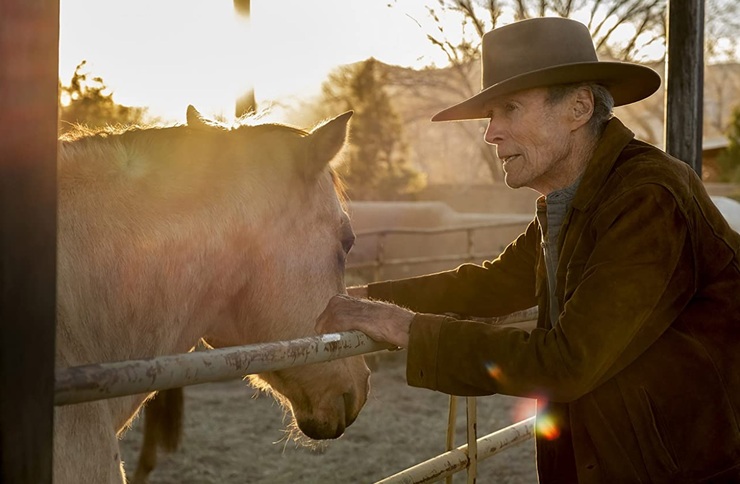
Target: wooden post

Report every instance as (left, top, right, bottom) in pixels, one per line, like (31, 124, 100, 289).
(233, 0, 255, 117)
(466, 397, 478, 483)
(445, 395, 458, 484)
(0, 0, 59, 482)
(664, 0, 704, 176)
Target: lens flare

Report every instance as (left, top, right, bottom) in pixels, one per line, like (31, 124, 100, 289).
(511, 398, 537, 423)
(535, 414, 561, 440)
(485, 362, 503, 381)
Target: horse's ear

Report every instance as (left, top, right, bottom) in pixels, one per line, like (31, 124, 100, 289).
(305, 111, 353, 177)
(186, 105, 214, 130)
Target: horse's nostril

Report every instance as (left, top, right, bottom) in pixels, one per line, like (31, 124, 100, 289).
(298, 418, 345, 440)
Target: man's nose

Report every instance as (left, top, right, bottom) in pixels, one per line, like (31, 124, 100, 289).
(484, 119, 503, 145)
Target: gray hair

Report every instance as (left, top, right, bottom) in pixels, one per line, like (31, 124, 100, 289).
(546, 83, 614, 137)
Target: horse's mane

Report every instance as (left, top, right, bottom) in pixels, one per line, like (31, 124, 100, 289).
(58, 112, 348, 205)
(59, 110, 310, 142)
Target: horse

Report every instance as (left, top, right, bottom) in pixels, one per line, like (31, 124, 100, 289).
(54, 106, 370, 484)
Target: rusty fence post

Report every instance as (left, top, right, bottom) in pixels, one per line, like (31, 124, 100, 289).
(0, 1, 59, 482)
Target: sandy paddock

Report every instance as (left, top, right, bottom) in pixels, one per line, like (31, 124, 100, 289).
(119, 351, 538, 483)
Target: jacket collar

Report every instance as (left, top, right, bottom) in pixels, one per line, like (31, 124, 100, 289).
(571, 117, 635, 211)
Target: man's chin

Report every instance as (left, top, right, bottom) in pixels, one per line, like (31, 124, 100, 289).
(503, 174, 521, 189)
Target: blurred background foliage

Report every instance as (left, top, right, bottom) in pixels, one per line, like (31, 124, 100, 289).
(58, 60, 149, 135)
(717, 107, 740, 184)
(319, 58, 426, 201)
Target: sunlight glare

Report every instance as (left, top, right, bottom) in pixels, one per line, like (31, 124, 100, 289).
(249, 1, 444, 103)
(60, 0, 253, 122)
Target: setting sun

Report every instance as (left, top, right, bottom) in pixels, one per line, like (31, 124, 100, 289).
(59, 1, 448, 123)
(60, 0, 253, 121)
(59, 1, 691, 124)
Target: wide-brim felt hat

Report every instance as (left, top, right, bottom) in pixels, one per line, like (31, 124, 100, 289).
(432, 17, 661, 122)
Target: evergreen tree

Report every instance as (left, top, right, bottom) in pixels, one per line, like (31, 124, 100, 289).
(321, 58, 426, 200)
(717, 105, 740, 183)
(59, 61, 148, 134)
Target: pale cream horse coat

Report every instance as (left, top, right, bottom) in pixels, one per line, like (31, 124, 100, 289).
(55, 108, 369, 483)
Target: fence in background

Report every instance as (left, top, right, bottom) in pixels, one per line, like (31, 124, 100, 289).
(347, 220, 529, 281)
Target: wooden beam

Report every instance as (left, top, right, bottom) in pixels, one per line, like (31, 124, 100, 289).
(0, 0, 59, 482)
(664, 0, 705, 175)
(234, 0, 255, 117)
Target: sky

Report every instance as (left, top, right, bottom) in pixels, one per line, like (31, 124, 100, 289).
(59, 0, 459, 123)
(59, 1, 735, 124)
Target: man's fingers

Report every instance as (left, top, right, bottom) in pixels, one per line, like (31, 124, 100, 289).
(315, 294, 413, 348)
(314, 298, 335, 333)
(315, 294, 353, 334)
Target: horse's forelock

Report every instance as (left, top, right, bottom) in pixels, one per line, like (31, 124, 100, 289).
(330, 169, 349, 209)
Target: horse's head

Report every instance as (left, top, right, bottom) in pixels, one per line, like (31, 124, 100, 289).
(190, 107, 370, 440)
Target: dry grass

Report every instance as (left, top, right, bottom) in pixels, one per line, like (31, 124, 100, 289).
(119, 351, 537, 483)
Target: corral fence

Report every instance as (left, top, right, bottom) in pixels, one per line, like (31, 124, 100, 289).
(56, 221, 539, 483)
(347, 220, 530, 282)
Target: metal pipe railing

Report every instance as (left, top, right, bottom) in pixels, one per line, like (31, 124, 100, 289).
(376, 417, 536, 484)
(348, 252, 502, 271)
(55, 331, 393, 406)
(466, 397, 478, 483)
(353, 220, 530, 237)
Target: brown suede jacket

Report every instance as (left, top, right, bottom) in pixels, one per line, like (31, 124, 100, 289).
(367, 118, 740, 483)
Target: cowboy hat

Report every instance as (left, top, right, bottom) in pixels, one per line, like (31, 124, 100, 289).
(431, 17, 661, 122)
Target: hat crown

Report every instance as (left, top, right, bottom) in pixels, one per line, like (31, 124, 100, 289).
(431, 17, 660, 121)
(482, 17, 598, 88)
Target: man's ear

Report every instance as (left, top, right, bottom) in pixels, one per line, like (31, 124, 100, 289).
(571, 87, 594, 130)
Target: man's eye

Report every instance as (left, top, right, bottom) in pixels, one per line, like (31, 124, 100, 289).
(505, 103, 517, 112)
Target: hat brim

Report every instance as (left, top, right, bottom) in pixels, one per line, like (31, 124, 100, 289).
(431, 62, 661, 122)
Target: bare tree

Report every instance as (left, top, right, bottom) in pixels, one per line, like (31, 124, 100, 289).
(404, 0, 666, 63)
(58, 61, 148, 135)
(388, 0, 737, 182)
(705, 0, 740, 62)
(387, 0, 664, 181)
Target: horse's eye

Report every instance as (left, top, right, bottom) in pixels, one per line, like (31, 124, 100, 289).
(341, 232, 355, 255)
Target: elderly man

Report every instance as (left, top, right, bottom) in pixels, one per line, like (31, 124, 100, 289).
(317, 17, 740, 483)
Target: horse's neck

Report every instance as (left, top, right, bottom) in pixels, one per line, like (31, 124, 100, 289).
(58, 215, 256, 364)
(57, 143, 269, 365)
(57, 135, 269, 427)
(58, 227, 256, 430)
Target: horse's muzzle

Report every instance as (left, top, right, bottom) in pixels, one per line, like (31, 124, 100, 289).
(297, 390, 364, 440)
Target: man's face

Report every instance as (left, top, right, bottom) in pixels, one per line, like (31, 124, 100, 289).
(483, 87, 576, 194)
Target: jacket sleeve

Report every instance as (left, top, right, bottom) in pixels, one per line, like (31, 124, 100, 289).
(406, 184, 696, 401)
(366, 219, 540, 317)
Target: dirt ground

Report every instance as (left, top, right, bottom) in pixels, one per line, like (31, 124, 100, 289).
(118, 351, 537, 484)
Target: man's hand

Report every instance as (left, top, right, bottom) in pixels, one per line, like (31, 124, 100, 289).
(316, 294, 414, 348)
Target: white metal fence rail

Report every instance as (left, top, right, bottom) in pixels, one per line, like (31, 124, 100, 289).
(55, 331, 392, 406)
(378, 417, 536, 484)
